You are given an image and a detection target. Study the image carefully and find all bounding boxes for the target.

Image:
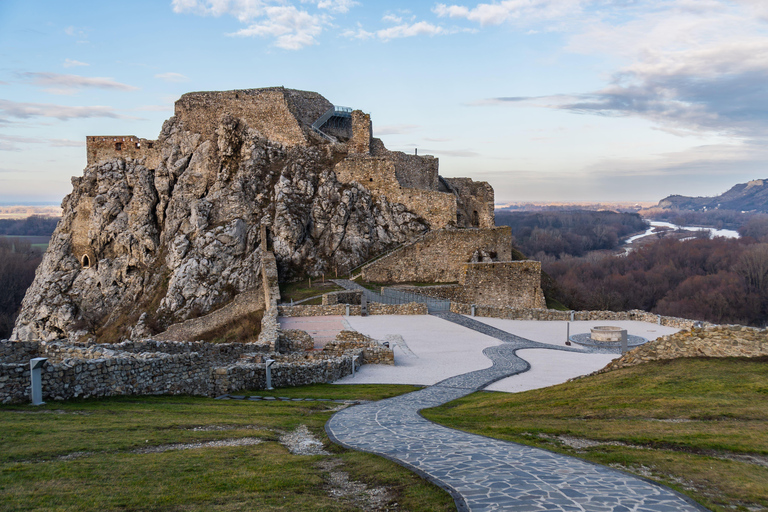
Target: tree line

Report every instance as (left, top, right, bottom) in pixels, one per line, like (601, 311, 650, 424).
(495, 210, 647, 259)
(0, 239, 42, 339)
(544, 237, 768, 326)
(0, 215, 59, 236)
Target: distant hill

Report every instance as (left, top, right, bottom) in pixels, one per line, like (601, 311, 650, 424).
(657, 179, 768, 212)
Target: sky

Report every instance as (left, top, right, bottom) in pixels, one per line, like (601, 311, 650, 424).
(1, 0, 767, 204)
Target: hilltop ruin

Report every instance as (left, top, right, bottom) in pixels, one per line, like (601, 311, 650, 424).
(12, 87, 543, 343)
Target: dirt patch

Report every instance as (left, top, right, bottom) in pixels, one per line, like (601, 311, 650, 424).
(318, 459, 398, 511)
(279, 424, 330, 455)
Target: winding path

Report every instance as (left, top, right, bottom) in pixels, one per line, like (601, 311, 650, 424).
(326, 312, 708, 511)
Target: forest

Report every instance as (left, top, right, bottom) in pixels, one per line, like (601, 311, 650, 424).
(495, 210, 647, 259)
(0, 239, 42, 338)
(0, 215, 58, 236)
(544, 237, 768, 326)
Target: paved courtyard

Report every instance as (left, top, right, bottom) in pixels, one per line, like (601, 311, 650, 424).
(324, 312, 706, 511)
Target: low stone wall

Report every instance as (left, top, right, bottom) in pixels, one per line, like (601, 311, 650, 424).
(0, 340, 40, 363)
(277, 329, 314, 353)
(323, 331, 394, 365)
(278, 302, 427, 317)
(449, 303, 717, 330)
(592, 326, 768, 375)
(212, 354, 361, 396)
(257, 249, 281, 348)
(394, 284, 463, 301)
(322, 290, 363, 305)
(458, 260, 546, 309)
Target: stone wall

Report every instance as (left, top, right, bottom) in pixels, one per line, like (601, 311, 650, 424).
(257, 249, 281, 348)
(86, 136, 160, 166)
(277, 329, 314, 353)
(591, 326, 768, 375)
(154, 285, 266, 342)
(448, 302, 718, 329)
(322, 330, 394, 365)
(174, 88, 330, 146)
(445, 178, 495, 229)
(349, 111, 372, 154)
(458, 260, 546, 309)
(360, 227, 513, 284)
(0, 341, 40, 363)
(322, 290, 363, 305)
(277, 302, 427, 317)
(334, 156, 457, 229)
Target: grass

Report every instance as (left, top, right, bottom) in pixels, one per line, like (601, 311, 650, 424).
(423, 357, 768, 512)
(196, 310, 263, 343)
(0, 384, 453, 512)
(279, 278, 343, 303)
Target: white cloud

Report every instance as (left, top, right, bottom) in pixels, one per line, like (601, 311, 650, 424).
(172, 0, 265, 22)
(63, 59, 89, 68)
(228, 5, 327, 49)
(375, 21, 445, 41)
(0, 134, 86, 151)
(382, 13, 403, 24)
(155, 72, 190, 82)
(433, 0, 586, 27)
(0, 100, 125, 121)
(316, 0, 357, 14)
(21, 72, 138, 94)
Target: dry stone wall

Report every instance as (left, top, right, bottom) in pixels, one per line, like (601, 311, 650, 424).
(277, 302, 427, 317)
(322, 330, 394, 365)
(360, 227, 513, 283)
(322, 290, 362, 305)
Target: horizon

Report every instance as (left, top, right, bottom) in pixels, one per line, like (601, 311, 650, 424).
(2, 1, 767, 204)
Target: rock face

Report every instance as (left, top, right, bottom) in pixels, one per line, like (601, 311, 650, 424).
(12, 88, 432, 342)
(657, 178, 768, 212)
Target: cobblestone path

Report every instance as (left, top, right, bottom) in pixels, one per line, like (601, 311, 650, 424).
(326, 312, 708, 511)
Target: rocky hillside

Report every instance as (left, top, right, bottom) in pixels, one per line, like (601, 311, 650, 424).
(11, 90, 428, 343)
(657, 179, 768, 212)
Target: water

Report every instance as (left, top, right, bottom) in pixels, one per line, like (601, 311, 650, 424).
(625, 221, 739, 245)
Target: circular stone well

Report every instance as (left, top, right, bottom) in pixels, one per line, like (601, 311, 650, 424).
(591, 326, 624, 342)
(569, 326, 648, 349)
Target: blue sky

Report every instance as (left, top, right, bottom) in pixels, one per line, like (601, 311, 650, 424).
(1, 0, 767, 204)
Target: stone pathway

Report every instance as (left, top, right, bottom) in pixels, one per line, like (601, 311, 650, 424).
(326, 312, 708, 511)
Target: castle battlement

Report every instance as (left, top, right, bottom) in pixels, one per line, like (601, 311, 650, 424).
(86, 135, 157, 166)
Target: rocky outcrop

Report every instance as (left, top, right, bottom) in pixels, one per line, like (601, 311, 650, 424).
(12, 88, 428, 343)
(593, 326, 768, 374)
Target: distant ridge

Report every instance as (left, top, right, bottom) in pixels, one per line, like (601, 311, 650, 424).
(657, 179, 768, 212)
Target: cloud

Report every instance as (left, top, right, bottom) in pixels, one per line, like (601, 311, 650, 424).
(376, 21, 445, 40)
(374, 124, 420, 135)
(172, 0, 346, 49)
(0, 100, 124, 121)
(0, 134, 86, 151)
(228, 5, 327, 49)
(21, 72, 138, 94)
(63, 59, 89, 68)
(316, 0, 357, 13)
(433, 0, 586, 27)
(155, 72, 190, 82)
(423, 147, 480, 157)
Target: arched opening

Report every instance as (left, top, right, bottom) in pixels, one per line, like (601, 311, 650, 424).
(472, 210, 479, 227)
(82, 255, 91, 268)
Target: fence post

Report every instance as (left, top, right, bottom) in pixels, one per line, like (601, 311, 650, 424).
(30, 358, 47, 406)
(265, 359, 275, 390)
(566, 322, 570, 345)
(471, 304, 476, 317)
(570, 311, 575, 322)
(620, 330, 628, 354)
(346, 304, 350, 316)
(351, 355, 359, 377)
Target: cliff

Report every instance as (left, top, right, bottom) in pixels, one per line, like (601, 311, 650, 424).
(12, 87, 494, 343)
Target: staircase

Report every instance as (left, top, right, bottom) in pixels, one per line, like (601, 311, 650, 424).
(312, 106, 352, 141)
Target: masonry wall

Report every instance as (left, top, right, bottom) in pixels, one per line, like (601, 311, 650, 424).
(349, 110, 372, 154)
(175, 88, 323, 146)
(86, 136, 160, 166)
(334, 156, 457, 229)
(446, 178, 495, 229)
(458, 260, 546, 309)
(360, 227, 513, 283)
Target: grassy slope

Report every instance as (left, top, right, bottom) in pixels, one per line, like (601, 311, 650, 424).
(423, 357, 768, 512)
(0, 384, 453, 512)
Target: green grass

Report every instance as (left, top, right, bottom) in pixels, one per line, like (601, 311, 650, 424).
(0, 385, 453, 512)
(279, 278, 343, 303)
(423, 357, 768, 512)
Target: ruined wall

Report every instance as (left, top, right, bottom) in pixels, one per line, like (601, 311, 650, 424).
(360, 227, 513, 283)
(349, 110, 372, 154)
(175, 88, 329, 146)
(445, 178, 495, 229)
(86, 136, 160, 166)
(458, 260, 546, 309)
(334, 156, 457, 229)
